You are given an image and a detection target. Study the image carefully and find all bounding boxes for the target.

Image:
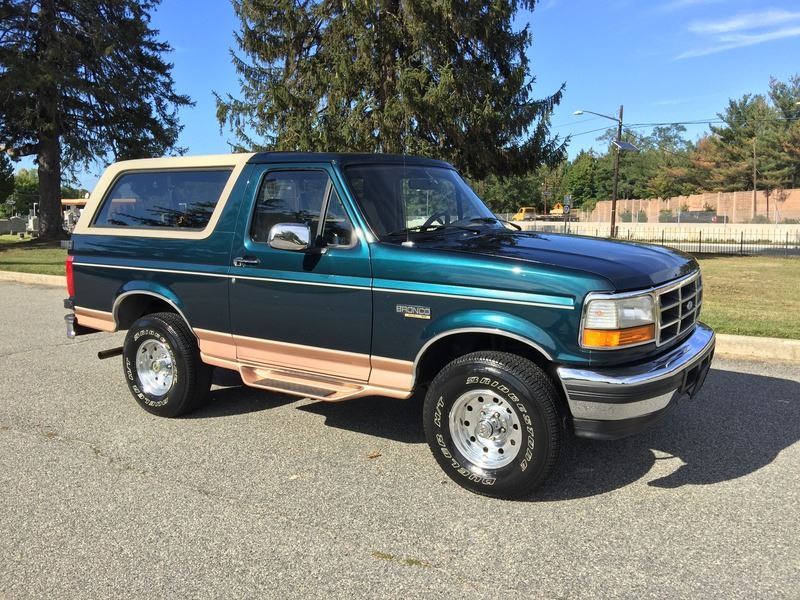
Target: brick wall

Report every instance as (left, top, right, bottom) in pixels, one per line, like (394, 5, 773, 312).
(583, 188, 800, 223)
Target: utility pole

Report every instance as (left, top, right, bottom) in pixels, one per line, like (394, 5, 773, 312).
(610, 105, 624, 238)
(574, 105, 636, 238)
(752, 136, 757, 221)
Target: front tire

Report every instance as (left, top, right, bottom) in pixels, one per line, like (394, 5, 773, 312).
(422, 351, 564, 499)
(122, 312, 212, 417)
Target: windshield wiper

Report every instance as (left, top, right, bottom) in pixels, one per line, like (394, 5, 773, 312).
(385, 223, 481, 237)
(469, 217, 521, 231)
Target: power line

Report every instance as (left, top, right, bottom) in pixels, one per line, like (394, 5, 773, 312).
(564, 115, 800, 138)
(625, 115, 800, 128)
(551, 115, 605, 129)
(567, 126, 615, 138)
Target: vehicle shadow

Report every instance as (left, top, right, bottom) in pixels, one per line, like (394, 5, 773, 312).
(294, 367, 800, 500)
(531, 367, 800, 501)
(186, 368, 297, 418)
(185, 366, 799, 500)
(298, 394, 425, 444)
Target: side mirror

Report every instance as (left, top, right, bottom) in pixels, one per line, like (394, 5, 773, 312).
(268, 223, 311, 252)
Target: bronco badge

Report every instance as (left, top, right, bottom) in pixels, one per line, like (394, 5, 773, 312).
(396, 304, 431, 320)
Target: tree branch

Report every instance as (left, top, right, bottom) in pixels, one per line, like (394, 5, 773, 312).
(1, 142, 40, 158)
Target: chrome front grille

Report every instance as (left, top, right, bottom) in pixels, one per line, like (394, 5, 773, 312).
(657, 272, 702, 345)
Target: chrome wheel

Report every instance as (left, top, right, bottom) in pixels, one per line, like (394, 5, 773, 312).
(448, 389, 524, 469)
(135, 339, 175, 396)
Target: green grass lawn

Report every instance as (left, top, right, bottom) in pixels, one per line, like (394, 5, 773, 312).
(0, 234, 66, 275)
(697, 256, 800, 340)
(0, 235, 797, 339)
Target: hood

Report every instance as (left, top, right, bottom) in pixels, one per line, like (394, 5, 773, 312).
(406, 229, 698, 290)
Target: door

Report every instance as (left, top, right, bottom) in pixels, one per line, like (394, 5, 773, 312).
(228, 164, 373, 381)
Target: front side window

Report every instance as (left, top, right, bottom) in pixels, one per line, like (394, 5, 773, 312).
(343, 165, 496, 239)
(250, 170, 355, 247)
(93, 169, 232, 229)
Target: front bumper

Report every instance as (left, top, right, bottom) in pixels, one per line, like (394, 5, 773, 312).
(557, 323, 715, 440)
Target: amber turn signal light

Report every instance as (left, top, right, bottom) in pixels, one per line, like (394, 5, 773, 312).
(582, 324, 656, 348)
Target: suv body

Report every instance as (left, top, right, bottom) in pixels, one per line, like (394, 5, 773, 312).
(64, 152, 714, 498)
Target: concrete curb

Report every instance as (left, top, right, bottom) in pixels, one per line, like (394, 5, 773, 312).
(0, 270, 65, 288)
(0, 270, 797, 363)
(715, 333, 800, 363)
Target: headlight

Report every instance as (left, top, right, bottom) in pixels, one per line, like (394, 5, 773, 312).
(581, 294, 656, 349)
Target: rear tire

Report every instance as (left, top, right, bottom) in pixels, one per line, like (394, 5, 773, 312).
(122, 312, 212, 417)
(422, 351, 564, 499)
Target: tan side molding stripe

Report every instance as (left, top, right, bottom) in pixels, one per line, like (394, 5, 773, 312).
(194, 328, 414, 396)
(370, 356, 415, 391)
(74, 306, 116, 332)
(232, 333, 371, 381)
(194, 328, 237, 361)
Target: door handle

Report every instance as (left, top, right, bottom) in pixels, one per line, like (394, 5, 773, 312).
(232, 256, 260, 267)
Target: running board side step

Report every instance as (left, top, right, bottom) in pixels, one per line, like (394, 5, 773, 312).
(240, 365, 367, 402)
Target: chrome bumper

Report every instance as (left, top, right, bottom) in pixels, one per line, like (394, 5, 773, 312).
(557, 323, 715, 440)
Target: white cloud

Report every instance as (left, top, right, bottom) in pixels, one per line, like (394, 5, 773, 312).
(539, 0, 560, 10)
(688, 9, 800, 34)
(677, 25, 800, 59)
(660, 0, 726, 12)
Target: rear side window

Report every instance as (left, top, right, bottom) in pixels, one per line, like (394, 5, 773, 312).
(93, 169, 232, 229)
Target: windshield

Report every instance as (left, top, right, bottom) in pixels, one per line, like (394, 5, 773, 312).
(343, 164, 498, 239)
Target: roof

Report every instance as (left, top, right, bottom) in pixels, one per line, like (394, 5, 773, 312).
(247, 151, 453, 169)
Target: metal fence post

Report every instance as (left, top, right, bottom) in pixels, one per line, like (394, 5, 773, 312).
(740, 231, 744, 255)
(661, 230, 665, 245)
(787, 231, 790, 257)
(698, 230, 702, 254)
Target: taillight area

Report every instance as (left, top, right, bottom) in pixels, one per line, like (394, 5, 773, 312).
(66, 255, 75, 297)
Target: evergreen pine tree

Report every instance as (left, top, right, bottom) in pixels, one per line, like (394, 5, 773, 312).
(0, 0, 192, 238)
(216, 0, 566, 179)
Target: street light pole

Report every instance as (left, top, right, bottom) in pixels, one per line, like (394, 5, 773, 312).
(752, 136, 757, 221)
(573, 106, 625, 238)
(610, 105, 624, 238)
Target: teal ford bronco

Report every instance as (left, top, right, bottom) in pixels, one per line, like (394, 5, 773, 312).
(64, 152, 715, 498)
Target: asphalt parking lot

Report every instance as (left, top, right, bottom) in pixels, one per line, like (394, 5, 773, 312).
(1, 282, 798, 598)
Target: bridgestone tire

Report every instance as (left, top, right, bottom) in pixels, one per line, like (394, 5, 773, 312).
(422, 351, 564, 499)
(122, 312, 212, 418)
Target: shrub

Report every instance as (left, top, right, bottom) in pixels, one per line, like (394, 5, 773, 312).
(659, 209, 673, 223)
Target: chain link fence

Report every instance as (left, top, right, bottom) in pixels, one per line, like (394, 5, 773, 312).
(500, 218, 800, 257)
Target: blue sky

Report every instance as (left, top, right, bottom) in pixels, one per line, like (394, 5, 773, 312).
(20, 0, 800, 189)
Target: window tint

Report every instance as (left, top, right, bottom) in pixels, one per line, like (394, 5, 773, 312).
(343, 165, 495, 238)
(93, 169, 232, 229)
(320, 188, 355, 247)
(401, 177, 458, 225)
(251, 170, 354, 247)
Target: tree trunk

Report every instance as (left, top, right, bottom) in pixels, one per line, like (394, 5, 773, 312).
(375, 0, 401, 154)
(37, 133, 64, 239)
(36, 0, 65, 240)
